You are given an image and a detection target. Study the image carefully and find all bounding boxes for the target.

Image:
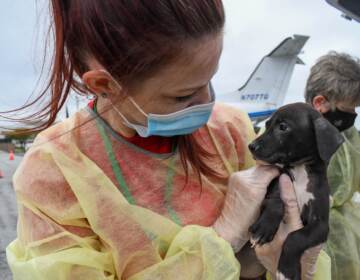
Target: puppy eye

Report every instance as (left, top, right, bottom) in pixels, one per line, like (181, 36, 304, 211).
(279, 122, 288, 131)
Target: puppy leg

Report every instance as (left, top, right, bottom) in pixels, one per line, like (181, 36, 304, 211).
(236, 242, 266, 278)
(249, 177, 284, 245)
(277, 218, 329, 280)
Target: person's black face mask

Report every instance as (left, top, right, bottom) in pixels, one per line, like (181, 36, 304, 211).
(323, 108, 357, 132)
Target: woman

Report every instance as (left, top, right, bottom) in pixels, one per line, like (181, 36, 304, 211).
(305, 52, 360, 280)
(6, 1, 328, 279)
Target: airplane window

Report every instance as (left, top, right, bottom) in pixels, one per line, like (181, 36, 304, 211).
(339, 0, 360, 16)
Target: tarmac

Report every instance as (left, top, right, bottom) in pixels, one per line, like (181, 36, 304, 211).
(0, 151, 23, 280)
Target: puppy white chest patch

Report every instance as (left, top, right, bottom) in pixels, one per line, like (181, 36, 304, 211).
(276, 271, 290, 280)
(291, 165, 314, 211)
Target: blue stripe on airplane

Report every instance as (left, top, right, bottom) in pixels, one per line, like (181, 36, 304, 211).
(248, 109, 276, 119)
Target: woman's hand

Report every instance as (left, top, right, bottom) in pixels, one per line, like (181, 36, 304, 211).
(213, 165, 280, 252)
(253, 174, 322, 280)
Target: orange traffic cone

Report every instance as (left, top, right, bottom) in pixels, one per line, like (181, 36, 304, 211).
(0, 169, 3, 178)
(9, 150, 15, 161)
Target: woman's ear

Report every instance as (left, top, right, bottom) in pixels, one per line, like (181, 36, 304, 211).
(312, 95, 331, 114)
(82, 70, 122, 97)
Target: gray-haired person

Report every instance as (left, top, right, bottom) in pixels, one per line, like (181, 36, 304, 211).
(305, 52, 360, 280)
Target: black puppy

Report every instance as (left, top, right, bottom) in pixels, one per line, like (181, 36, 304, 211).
(248, 103, 343, 280)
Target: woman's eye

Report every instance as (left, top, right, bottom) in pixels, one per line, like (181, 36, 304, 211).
(279, 122, 288, 131)
(175, 92, 196, 102)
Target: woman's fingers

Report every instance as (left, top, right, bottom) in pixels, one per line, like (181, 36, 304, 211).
(256, 165, 281, 181)
(215, 165, 281, 253)
(254, 174, 303, 275)
(279, 174, 303, 231)
(254, 174, 322, 277)
(301, 244, 323, 280)
(231, 165, 280, 187)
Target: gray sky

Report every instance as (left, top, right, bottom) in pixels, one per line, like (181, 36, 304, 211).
(0, 0, 359, 128)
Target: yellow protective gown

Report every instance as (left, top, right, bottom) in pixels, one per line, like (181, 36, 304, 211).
(6, 102, 331, 279)
(6, 103, 254, 280)
(325, 126, 360, 280)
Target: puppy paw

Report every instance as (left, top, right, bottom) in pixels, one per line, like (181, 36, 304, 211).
(275, 269, 301, 280)
(277, 255, 301, 280)
(249, 216, 278, 246)
(275, 271, 291, 280)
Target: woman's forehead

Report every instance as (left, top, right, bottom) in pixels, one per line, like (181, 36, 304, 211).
(141, 34, 223, 93)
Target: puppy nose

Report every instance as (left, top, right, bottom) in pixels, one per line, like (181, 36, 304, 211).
(248, 142, 260, 153)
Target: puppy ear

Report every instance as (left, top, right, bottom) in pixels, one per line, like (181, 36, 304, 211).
(314, 117, 344, 162)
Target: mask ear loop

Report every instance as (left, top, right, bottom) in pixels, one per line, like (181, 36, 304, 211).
(91, 72, 130, 126)
(98, 90, 133, 127)
(127, 97, 148, 118)
(99, 69, 148, 119)
(109, 100, 133, 126)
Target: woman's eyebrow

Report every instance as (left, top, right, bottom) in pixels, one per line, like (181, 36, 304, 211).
(178, 83, 208, 92)
(177, 64, 220, 92)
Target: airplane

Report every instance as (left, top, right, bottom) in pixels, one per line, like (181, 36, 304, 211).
(216, 34, 309, 125)
(326, 0, 360, 22)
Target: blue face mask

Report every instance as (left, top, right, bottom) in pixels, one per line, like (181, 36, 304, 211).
(106, 72, 216, 137)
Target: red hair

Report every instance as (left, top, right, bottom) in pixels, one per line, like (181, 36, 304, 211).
(2, 0, 225, 182)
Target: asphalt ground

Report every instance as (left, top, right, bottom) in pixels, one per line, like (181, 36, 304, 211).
(0, 151, 23, 280)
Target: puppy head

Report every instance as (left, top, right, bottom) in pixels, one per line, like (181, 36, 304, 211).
(249, 102, 344, 165)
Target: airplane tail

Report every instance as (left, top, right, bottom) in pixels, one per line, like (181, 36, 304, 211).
(219, 34, 309, 108)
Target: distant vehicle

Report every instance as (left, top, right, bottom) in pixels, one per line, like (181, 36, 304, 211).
(326, 0, 360, 22)
(217, 34, 309, 124)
